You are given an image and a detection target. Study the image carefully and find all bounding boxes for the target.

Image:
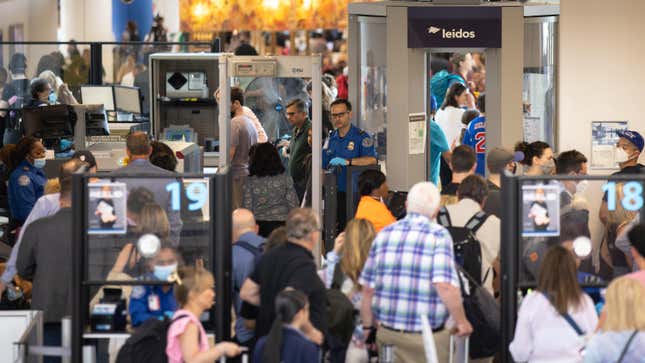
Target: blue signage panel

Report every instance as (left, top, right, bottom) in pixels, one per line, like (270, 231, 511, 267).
(408, 7, 502, 48)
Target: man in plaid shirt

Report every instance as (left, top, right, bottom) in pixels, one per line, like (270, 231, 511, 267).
(359, 182, 472, 363)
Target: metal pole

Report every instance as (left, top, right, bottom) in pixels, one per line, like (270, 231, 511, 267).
(71, 174, 85, 363)
(500, 173, 518, 363)
(218, 55, 230, 170)
(89, 43, 103, 85)
(61, 316, 71, 363)
(82, 345, 97, 363)
(214, 170, 232, 342)
(311, 55, 323, 264)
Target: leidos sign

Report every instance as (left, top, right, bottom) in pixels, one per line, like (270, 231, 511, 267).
(408, 7, 502, 48)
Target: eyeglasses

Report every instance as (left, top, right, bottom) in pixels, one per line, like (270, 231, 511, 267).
(286, 112, 297, 117)
(331, 111, 349, 119)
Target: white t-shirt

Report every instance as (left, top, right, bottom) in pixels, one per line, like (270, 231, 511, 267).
(510, 291, 598, 363)
(242, 106, 268, 143)
(435, 106, 465, 148)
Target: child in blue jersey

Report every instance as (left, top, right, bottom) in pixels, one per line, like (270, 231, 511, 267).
(462, 94, 487, 176)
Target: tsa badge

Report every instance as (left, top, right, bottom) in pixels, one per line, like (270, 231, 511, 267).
(18, 175, 30, 186)
(347, 141, 355, 151)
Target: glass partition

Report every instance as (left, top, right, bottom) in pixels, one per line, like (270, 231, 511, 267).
(75, 173, 215, 338)
(501, 174, 645, 362)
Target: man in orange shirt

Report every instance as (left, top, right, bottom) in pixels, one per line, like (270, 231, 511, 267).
(354, 170, 396, 232)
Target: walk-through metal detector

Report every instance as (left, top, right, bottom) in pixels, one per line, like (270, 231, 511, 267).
(217, 54, 323, 251)
(347, 1, 559, 191)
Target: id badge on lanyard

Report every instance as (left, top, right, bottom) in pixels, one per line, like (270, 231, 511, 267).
(148, 293, 161, 311)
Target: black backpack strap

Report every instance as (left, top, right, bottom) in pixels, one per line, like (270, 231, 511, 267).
(465, 211, 489, 234)
(617, 330, 638, 363)
(437, 206, 452, 227)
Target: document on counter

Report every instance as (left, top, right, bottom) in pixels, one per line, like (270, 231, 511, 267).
(408, 113, 426, 155)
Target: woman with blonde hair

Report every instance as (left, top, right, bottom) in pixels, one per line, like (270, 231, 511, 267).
(320, 218, 376, 362)
(510, 245, 598, 362)
(584, 277, 645, 362)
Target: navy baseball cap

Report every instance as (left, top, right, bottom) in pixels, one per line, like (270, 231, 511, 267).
(617, 130, 644, 152)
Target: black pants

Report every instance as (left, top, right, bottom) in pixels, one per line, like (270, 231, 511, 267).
(440, 156, 452, 188)
(257, 220, 285, 238)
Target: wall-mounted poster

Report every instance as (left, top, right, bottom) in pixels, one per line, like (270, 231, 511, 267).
(521, 184, 560, 237)
(591, 121, 628, 169)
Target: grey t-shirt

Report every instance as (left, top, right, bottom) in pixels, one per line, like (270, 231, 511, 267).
(231, 115, 258, 178)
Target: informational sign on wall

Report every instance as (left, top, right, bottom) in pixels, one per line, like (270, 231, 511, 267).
(408, 113, 427, 155)
(408, 7, 502, 48)
(591, 121, 628, 169)
(521, 184, 560, 237)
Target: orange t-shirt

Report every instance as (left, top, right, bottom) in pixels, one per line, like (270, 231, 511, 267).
(354, 196, 397, 232)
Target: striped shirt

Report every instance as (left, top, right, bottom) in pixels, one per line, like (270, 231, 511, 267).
(359, 212, 459, 331)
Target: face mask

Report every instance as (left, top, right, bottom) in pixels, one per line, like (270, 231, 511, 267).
(153, 263, 177, 281)
(540, 159, 555, 175)
(33, 157, 46, 169)
(575, 180, 589, 194)
(48, 92, 57, 104)
(615, 147, 631, 163)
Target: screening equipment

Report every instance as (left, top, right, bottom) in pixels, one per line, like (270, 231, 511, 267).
(114, 85, 142, 115)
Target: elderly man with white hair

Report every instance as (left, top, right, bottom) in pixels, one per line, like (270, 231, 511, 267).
(359, 182, 472, 363)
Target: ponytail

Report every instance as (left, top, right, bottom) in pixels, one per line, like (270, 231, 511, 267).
(263, 290, 308, 363)
(515, 141, 550, 166)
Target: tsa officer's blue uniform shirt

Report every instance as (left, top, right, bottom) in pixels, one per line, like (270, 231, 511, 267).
(129, 274, 178, 327)
(462, 116, 486, 176)
(8, 159, 47, 223)
(323, 124, 376, 192)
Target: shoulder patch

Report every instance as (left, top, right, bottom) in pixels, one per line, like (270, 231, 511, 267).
(18, 175, 31, 186)
(362, 136, 374, 148)
(23, 166, 29, 171)
(131, 286, 146, 299)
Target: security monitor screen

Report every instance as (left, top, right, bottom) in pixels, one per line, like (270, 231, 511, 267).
(81, 86, 115, 111)
(114, 86, 142, 114)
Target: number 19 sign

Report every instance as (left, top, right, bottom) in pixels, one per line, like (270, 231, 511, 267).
(166, 181, 208, 211)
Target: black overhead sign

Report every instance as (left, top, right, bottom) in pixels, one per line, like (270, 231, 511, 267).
(408, 7, 502, 49)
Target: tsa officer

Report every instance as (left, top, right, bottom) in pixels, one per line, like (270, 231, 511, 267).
(129, 245, 179, 326)
(8, 136, 47, 224)
(323, 99, 377, 228)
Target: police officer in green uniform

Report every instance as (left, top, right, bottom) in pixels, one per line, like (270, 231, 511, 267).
(323, 99, 377, 230)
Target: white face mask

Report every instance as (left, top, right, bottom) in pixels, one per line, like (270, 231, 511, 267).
(615, 147, 631, 163)
(540, 159, 556, 175)
(575, 180, 589, 195)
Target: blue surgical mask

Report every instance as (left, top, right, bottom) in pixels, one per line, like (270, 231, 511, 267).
(33, 157, 46, 169)
(48, 92, 57, 104)
(153, 263, 177, 281)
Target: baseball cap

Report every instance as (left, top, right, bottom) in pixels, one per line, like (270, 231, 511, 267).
(617, 130, 644, 152)
(71, 150, 97, 169)
(487, 147, 524, 174)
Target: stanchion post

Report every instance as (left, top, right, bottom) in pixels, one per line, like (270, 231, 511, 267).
(500, 173, 519, 363)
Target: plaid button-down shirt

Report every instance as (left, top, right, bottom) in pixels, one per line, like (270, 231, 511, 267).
(359, 212, 459, 331)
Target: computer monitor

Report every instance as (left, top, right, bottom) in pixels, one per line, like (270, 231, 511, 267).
(114, 86, 142, 114)
(81, 86, 115, 111)
(22, 105, 76, 146)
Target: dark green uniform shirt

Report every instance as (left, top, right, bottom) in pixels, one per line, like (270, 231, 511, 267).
(288, 119, 312, 188)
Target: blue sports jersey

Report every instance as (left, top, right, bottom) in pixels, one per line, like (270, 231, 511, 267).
(462, 116, 486, 176)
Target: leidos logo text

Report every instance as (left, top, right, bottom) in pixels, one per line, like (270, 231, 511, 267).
(427, 26, 476, 39)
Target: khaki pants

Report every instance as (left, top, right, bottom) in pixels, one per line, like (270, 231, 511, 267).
(376, 327, 451, 363)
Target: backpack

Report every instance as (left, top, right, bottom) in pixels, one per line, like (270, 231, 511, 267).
(326, 264, 356, 348)
(437, 207, 489, 285)
(456, 267, 500, 359)
(115, 314, 193, 363)
(430, 70, 465, 107)
(235, 240, 265, 268)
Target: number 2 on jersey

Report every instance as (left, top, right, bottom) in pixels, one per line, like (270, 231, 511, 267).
(475, 132, 486, 153)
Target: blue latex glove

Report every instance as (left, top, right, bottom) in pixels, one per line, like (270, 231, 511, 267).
(329, 157, 348, 167)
